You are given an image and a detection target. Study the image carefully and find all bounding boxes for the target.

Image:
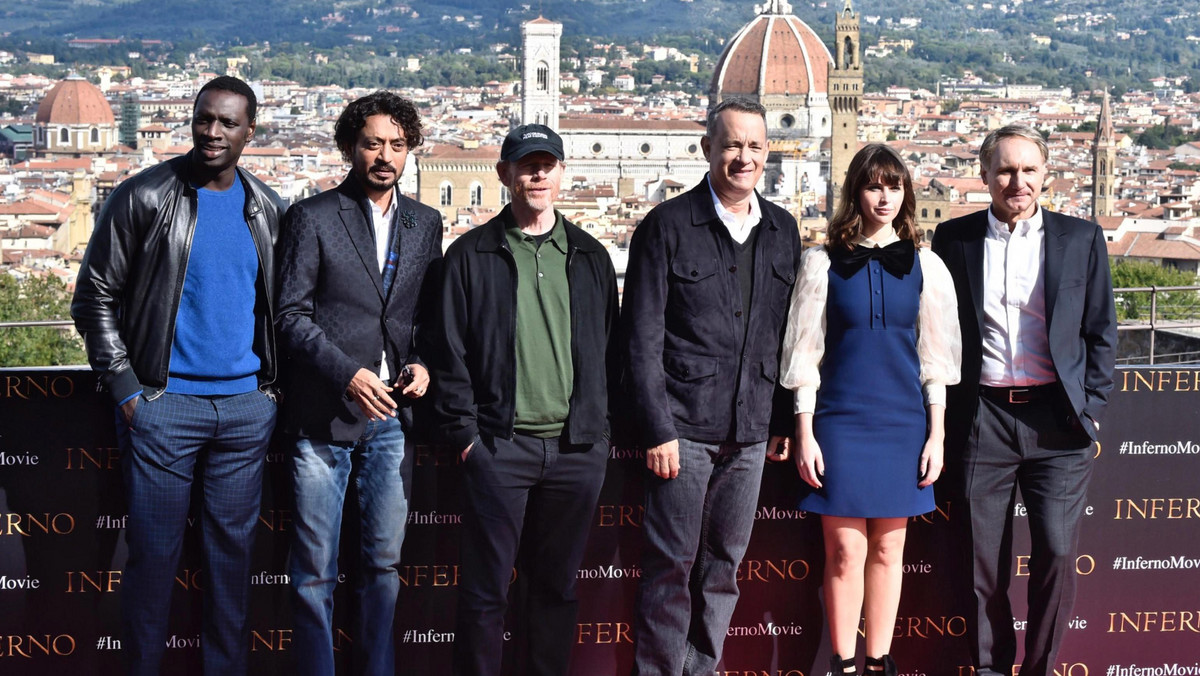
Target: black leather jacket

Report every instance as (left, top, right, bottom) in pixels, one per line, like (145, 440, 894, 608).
(72, 154, 287, 406)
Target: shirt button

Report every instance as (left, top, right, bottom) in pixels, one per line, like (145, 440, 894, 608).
(874, 313, 881, 319)
(729, 265, 737, 273)
(691, 270, 698, 277)
(737, 399, 744, 407)
(538, 272, 544, 278)
(734, 310, 743, 317)
(875, 290, 881, 295)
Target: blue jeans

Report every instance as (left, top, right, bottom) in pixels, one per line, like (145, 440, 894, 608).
(631, 438, 766, 676)
(116, 389, 276, 676)
(288, 415, 411, 676)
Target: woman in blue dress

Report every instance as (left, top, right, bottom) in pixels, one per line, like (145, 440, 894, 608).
(780, 144, 960, 676)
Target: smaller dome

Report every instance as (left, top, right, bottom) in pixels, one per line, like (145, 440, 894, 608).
(36, 77, 115, 126)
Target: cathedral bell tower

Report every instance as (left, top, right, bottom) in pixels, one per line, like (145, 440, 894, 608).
(1092, 90, 1116, 221)
(521, 17, 562, 130)
(827, 0, 862, 217)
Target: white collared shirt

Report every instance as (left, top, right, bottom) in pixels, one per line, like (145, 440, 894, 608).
(856, 229, 899, 248)
(707, 177, 761, 244)
(980, 206, 1056, 387)
(368, 192, 396, 383)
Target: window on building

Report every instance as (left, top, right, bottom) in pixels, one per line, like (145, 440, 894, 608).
(537, 63, 550, 92)
(440, 183, 453, 207)
(59, 127, 70, 144)
(90, 127, 99, 144)
(500, 186, 510, 206)
(639, 143, 651, 155)
(470, 182, 483, 207)
(922, 208, 929, 218)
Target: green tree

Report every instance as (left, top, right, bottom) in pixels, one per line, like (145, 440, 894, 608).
(1110, 259, 1200, 322)
(0, 274, 86, 366)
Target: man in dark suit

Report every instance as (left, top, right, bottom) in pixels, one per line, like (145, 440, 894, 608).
(275, 91, 443, 676)
(932, 124, 1117, 676)
(623, 97, 801, 675)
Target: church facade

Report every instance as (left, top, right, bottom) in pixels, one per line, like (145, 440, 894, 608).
(417, 2, 863, 222)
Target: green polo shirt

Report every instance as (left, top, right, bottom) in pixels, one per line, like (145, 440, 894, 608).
(504, 211, 573, 437)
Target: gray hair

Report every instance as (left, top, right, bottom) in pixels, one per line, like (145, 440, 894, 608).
(979, 124, 1048, 167)
(706, 97, 767, 138)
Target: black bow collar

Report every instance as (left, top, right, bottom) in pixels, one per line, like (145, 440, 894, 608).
(828, 239, 916, 279)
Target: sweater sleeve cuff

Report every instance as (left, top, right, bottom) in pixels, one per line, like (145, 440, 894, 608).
(106, 368, 143, 408)
(793, 387, 817, 415)
(117, 390, 143, 407)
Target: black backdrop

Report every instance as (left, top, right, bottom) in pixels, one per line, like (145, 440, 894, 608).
(1, 366, 1197, 675)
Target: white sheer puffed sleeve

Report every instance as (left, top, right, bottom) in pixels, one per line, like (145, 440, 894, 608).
(916, 247, 962, 407)
(779, 246, 830, 414)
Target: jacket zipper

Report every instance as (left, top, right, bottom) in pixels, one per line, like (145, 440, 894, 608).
(151, 185, 198, 401)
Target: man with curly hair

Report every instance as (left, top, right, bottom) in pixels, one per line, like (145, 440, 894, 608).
(275, 91, 443, 675)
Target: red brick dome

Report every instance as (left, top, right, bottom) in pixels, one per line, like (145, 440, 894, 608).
(711, 1, 832, 98)
(36, 77, 115, 126)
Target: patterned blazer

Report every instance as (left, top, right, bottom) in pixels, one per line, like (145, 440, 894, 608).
(275, 176, 443, 442)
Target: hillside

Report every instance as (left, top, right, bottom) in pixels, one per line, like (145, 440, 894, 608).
(3, 0, 1199, 94)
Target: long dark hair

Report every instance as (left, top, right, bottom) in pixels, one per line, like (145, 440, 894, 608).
(827, 144, 918, 251)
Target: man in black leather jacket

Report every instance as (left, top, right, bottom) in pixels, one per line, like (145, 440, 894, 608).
(72, 76, 286, 676)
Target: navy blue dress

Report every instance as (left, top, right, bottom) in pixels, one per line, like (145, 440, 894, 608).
(798, 251, 935, 518)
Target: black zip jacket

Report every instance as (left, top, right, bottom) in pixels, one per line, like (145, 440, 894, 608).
(72, 154, 286, 406)
(431, 207, 620, 451)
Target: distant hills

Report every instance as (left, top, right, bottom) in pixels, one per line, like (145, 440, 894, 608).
(4, 0, 1199, 95)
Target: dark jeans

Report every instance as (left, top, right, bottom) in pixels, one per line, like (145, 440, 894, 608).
(963, 395, 1094, 676)
(115, 390, 276, 676)
(289, 415, 412, 676)
(453, 432, 608, 676)
(631, 438, 766, 676)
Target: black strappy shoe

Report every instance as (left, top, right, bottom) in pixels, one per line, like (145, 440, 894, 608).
(863, 654, 897, 676)
(831, 654, 857, 675)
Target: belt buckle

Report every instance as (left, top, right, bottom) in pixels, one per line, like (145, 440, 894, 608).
(1008, 388, 1029, 404)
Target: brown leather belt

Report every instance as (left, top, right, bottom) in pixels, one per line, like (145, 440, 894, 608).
(979, 383, 1058, 405)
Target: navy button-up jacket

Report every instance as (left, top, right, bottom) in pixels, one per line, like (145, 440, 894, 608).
(620, 178, 803, 448)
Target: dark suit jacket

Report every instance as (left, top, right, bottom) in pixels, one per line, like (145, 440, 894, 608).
(931, 208, 1117, 451)
(620, 178, 802, 448)
(275, 177, 443, 442)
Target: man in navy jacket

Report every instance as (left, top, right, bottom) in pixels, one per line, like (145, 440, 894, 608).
(275, 91, 443, 676)
(623, 98, 802, 675)
(932, 124, 1117, 676)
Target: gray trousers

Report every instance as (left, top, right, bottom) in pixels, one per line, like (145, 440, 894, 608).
(962, 394, 1094, 676)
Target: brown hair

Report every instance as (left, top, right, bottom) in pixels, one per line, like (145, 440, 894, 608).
(827, 143, 919, 251)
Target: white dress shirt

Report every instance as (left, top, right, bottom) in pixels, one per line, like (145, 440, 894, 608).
(369, 193, 396, 383)
(707, 177, 761, 244)
(980, 207, 1056, 387)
